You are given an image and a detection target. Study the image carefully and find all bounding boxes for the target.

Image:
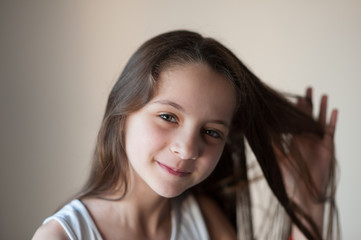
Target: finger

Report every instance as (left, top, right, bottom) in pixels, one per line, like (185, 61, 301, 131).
(296, 87, 313, 116)
(328, 109, 338, 138)
(305, 87, 313, 115)
(296, 97, 310, 116)
(306, 87, 312, 102)
(318, 95, 328, 126)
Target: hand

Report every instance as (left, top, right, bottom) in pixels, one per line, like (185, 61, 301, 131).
(275, 87, 338, 238)
(284, 87, 337, 197)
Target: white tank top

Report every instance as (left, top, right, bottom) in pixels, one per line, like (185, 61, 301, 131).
(43, 194, 209, 240)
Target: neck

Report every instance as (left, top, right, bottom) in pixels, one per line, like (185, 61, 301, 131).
(109, 169, 172, 238)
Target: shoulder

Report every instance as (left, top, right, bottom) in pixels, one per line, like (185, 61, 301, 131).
(32, 199, 98, 240)
(195, 194, 237, 240)
(32, 220, 69, 240)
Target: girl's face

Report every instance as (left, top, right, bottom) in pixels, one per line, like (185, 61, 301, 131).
(124, 63, 236, 198)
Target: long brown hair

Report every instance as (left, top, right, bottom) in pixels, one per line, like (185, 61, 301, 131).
(76, 30, 338, 240)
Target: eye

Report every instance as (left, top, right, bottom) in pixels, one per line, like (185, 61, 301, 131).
(203, 129, 222, 139)
(159, 114, 177, 123)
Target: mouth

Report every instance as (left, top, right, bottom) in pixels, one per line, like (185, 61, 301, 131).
(156, 161, 191, 177)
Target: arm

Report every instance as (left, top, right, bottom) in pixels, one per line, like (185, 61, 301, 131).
(196, 194, 237, 240)
(32, 220, 69, 240)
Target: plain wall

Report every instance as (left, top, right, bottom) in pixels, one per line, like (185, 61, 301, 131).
(1, 1, 360, 239)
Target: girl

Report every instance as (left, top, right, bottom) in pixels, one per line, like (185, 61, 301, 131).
(33, 30, 339, 240)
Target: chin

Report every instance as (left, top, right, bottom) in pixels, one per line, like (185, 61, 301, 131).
(152, 185, 189, 198)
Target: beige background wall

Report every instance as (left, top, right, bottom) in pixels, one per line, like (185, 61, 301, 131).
(1, 1, 360, 239)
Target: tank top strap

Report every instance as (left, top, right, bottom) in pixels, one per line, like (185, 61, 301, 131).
(43, 199, 103, 240)
(170, 193, 210, 240)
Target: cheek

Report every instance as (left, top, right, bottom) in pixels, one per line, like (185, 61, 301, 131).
(141, 124, 169, 151)
(199, 146, 225, 177)
(126, 117, 169, 158)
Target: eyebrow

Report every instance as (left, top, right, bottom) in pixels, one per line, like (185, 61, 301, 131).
(151, 100, 185, 112)
(151, 100, 230, 129)
(209, 120, 230, 129)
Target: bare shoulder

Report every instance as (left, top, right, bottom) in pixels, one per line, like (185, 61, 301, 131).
(195, 194, 237, 240)
(32, 220, 69, 240)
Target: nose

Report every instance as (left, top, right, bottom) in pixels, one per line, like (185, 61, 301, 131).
(170, 130, 201, 160)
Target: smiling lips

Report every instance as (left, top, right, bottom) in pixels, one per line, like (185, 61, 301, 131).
(156, 161, 191, 177)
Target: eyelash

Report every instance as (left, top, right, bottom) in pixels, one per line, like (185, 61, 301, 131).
(158, 114, 223, 139)
(159, 113, 177, 123)
(203, 129, 222, 139)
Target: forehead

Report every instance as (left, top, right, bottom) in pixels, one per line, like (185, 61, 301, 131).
(152, 63, 237, 119)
